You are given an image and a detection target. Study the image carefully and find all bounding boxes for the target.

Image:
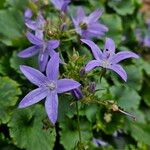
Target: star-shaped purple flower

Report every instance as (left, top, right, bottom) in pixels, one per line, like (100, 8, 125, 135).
(18, 32, 60, 72)
(18, 53, 81, 124)
(51, 0, 71, 13)
(81, 38, 139, 81)
(25, 13, 46, 39)
(72, 7, 108, 39)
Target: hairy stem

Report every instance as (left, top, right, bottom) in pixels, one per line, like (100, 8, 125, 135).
(76, 101, 82, 144)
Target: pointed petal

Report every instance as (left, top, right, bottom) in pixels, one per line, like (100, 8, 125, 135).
(81, 39, 102, 60)
(104, 38, 116, 53)
(25, 20, 36, 30)
(88, 23, 108, 33)
(38, 52, 49, 72)
(144, 35, 150, 47)
(85, 60, 100, 72)
(88, 9, 103, 23)
(18, 87, 48, 108)
(46, 53, 59, 80)
(111, 51, 139, 64)
(20, 65, 48, 86)
(51, 0, 62, 10)
(26, 32, 43, 45)
(76, 7, 85, 22)
(47, 40, 60, 49)
(24, 9, 32, 19)
(35, 30, 44, 40)
(108, 64, 127, 81)
(57, 79, 81, 93)
(61, 0, 70, 12)
(45, 92, 58, 125)
(18, 46, 39, 58)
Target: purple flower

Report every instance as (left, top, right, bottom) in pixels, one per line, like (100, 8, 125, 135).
(18, 32, 60, 72)
(51, 0, 71, 13)
(25, 13, 46, 39)
(135, 28, 143, 43)
(24, 9, 32, 21)
(93, 138, 108, 147)
(71, 88, 83, 100)
(18, 53, 81, 124)
(72, 7, 108, 39)
(81, 38, 139, 81)
(143, 35, 150, 47)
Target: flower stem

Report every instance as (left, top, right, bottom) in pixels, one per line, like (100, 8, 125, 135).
(76, 101, 82, 144)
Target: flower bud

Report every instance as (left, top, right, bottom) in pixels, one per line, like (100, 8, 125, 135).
(79, 67, 85, 76)
(24, 9, 32, 20)
(60, 23, 67, 31)
(88, 82, 96, 93)
(71, 88, 83, 100)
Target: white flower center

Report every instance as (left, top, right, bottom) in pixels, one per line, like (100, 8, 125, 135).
(47, 81, 56, 90)
(101, 60, 110, 68)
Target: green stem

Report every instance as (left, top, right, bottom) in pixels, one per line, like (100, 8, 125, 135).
(99, 69, 106, 83)
(76, 101, 82, 144)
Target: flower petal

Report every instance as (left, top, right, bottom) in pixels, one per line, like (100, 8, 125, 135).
(38, 52, 49, 72)
(61, 0, 70, 12)
(88, 9, 103, 23)
(81, 39, 102, 60)
(144, 35, 150, 47)
(45, 92, 58, 125)
(47, 40, 60, 49)
(18, 87, 48, 108)
(25, 20, 36, 30)
(20, 65, 48, 86)
(57, 79, 81, 93)
(76, 7, 85, 22)
(51, 0, 62, 10)
(108, 64, 127, 81)
(35, 30, 44, 40)
(24, 9, 32, 19)
(18, 46, 39, 58)
(88, 23, 108, 33)
(85, 60, 100, 72)
(111, 51, 139, 64)
(46, 53, 59, 81)
(104, 38, 116, 53)
(26, 32, 43, 45)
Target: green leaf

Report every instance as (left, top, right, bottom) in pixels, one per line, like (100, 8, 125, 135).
(0, 0, 5, 9)
(128, 123, 150, 146)
(141, 82, 150, 107)
(0, 8, 24, 45)
(5, 0, 28, 10)
(0, 77, 21, 124)
(95, 78, 109, 99)
(58, 95, 76, 121)
(108, 0, 135, 16)
(125, 65, 143, 91)
(101, 14, 123, 45)
(133, 58, 150, 76)
(60, 118, 92, 150)
(8, 105, 56, 150)
(85, 104, 98, 122)
(10, 51, 38, 73)
(110, 86, 141, 111)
